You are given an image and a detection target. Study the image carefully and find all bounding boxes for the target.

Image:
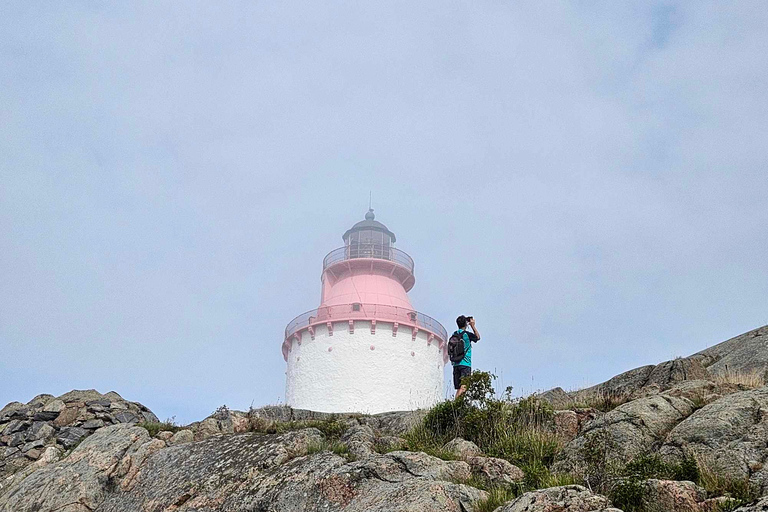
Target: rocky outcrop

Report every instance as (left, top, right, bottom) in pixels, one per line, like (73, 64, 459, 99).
(496, 485, 620, 512)
(661, 386, 768, 495)
(542, 325, 768, 409)
(556, 394, 695, 471)
(691, 325, 768, 377)
(0, 390, 157, 481)
(441, 437, 524, 485)
(0, 423, 484, 512)
(442, 437, 483, 459)
(734, 496, 768, 511)
(545, 358, 711, 409)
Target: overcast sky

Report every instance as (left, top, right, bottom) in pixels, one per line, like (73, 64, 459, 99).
(2, 2, 767, 424)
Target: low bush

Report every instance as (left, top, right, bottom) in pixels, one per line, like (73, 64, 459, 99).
(139, 417, 181, 437)
(405, 371, 573, 498)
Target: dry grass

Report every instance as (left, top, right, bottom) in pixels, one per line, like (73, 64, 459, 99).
(694, 453, 758, 506)
(714, 369, 765, 389)
(569, 389, 633, 412)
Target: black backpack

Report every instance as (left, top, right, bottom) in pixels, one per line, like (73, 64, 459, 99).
(447, 331, 467, 363)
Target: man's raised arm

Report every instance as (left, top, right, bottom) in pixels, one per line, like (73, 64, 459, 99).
(469, 318, 480, 340)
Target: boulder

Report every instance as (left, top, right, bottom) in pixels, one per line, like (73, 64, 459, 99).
(0, 424, 151, 511)
(27, 422, 55, 442)
(734, 496, 768, 511)
(442, 437, 482, 459)
(57, 389, 107, 404)
(41, 399, 65, 414)
(374, 435, 408, 453)
(21, 439, 45, 453)
(573, 365, 656, 402)
(168, 429, 194, 446)
(642, 479, 708, 512)
(56, 426, 90, 448)
(554, 410, 580, 441)
(538, 387, 574, 409)
(25, 394, 55, 409)
(155, 430, 174, 442)
(52, 406, 79, 427)
(640, 358, 711, 395)
(32, 411, 59, 422)
(466, 455, 524, 484)
(193, 417, 223, 440)
(0, 402, 25, 421)
(81, 419, 105, 430)
(496, 485, 618, 512)
(340, 424, 376, 459)
(5, 419, 30, 434)
(556, 394, 695, 472)
(360, 409, 426, 435)
(356, 450, 472, 483)
(660, 386, 768, 495)
(113, 411, 139, 424)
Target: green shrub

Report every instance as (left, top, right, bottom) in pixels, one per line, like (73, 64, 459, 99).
(406, 370, 573, 499)
(139, 418, 181, 437)
(610, 477, 646, 512)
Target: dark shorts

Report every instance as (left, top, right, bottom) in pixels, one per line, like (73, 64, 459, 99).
(453, 365, 471, 390)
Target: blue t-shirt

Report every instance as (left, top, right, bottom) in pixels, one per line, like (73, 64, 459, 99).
(451, 329, 479, 367)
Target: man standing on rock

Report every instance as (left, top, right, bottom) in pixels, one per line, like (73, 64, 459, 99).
(452, 315, 480, 399)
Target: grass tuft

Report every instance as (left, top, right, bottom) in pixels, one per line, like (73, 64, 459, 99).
(139, 417, 181, 437)
(569, 389, 633, 412)
(471, 486, 518, 512)
(306, 439, 351, 458)
(695, 454, 759, 507)
(714, 369, 765, 389)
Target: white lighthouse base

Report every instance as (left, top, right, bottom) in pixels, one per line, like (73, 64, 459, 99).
(285, 320, 445, 414)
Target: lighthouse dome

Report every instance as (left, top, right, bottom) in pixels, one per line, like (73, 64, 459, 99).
(342, 208, 396, 243)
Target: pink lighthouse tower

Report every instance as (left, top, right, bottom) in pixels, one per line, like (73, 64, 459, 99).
(283, 209, 448, 413)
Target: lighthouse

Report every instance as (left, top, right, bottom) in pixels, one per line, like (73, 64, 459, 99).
(283, 209, 448, 414)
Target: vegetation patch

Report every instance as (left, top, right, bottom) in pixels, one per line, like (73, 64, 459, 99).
(405, 371, 573, 497)
(714, 369, 765, 389)
(471, 485, 518, 512)
(247, 411, 348, 440)
(696, 454, 759, 509)
(569, 389, 633, 412)
(139, 418, 182, 437)
(307, 439, 351, 458)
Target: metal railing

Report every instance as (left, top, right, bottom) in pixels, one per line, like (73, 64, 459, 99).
(284, 302, 447, 343)
(322, 244, 415, 274)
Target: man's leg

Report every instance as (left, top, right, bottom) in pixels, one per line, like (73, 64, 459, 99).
(454, 366, 470, 399)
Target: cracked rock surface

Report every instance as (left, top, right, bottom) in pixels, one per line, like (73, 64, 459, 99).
(496, 485, 620, 512)
(0, 422, 484, 512)
(555, 394, 695, 471)
(660, 386, 768, 495)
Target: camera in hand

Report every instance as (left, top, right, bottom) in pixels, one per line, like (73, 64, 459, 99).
(465, 315, 473, 321)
